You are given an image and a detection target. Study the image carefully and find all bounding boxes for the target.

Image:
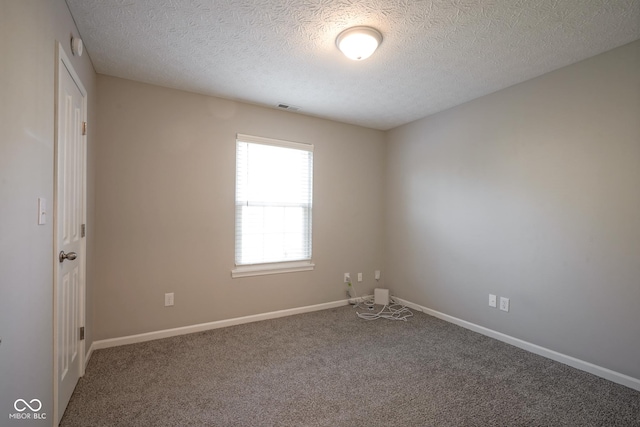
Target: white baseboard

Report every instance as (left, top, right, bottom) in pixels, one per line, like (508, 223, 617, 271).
(393, 297, 640, 392)
(85, 342, 94, 370)
(92, 299, 350, 351)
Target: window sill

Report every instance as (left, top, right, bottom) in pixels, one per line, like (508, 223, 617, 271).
(231, 261, 315, 278)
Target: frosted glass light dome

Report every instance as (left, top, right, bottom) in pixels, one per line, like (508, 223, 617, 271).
(336, 26, 382, 61)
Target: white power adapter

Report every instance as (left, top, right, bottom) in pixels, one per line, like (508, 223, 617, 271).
(374, 288, 389, 306)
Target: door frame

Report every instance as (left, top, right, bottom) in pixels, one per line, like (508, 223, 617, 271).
(53, 42, 87, 426)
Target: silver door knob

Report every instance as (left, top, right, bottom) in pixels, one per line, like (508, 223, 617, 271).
(59, 251, 77, 263)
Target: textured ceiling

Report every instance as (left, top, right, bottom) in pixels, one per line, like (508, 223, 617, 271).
(66, 0, 640, 130)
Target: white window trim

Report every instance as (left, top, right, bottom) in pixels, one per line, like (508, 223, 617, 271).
(236, 133, 314, 152)
(231, 260, 315, 278)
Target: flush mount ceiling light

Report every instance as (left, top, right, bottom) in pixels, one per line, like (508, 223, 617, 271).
(336, 26, 382, 61)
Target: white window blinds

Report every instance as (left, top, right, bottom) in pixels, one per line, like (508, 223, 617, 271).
(235, 134, 313, 266)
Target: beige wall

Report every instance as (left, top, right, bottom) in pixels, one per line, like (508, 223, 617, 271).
(386, 40, 640, 379)
(0, 0, 97, 423)
(94, 75, 386, 340)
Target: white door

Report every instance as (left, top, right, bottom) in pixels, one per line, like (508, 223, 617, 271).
(55, 45, 86, 424)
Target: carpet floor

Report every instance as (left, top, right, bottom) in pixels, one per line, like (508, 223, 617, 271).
(61, 306, 640, 426)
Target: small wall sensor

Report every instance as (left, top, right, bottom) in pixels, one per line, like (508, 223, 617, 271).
(71, 37, 83, 57)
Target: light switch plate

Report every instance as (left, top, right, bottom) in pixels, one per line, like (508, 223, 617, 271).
(38, 198, 46, 225)
(489, 294, 497, 308)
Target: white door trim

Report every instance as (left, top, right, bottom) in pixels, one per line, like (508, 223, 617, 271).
(53, 42, 87, 426)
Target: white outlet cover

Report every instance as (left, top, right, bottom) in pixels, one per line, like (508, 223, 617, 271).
(165, 293, 174, 307)
(500, 297, 510, 312)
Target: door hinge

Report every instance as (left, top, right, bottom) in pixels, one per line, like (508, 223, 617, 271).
(81, 223, 86, 238)
(82, 121, 87, 136)
(80, 327, 85, 341)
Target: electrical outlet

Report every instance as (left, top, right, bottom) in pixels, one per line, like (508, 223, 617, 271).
(499, 297, 509, 312)
(344, 273, 350, 283)
(489, 294, 497, 308)
(165, 293, 174, 307)
(374, 270, 381, 280)
(357, 273, 363, 282)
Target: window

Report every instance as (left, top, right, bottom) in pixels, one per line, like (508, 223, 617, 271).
(232, 134, 314, 278)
